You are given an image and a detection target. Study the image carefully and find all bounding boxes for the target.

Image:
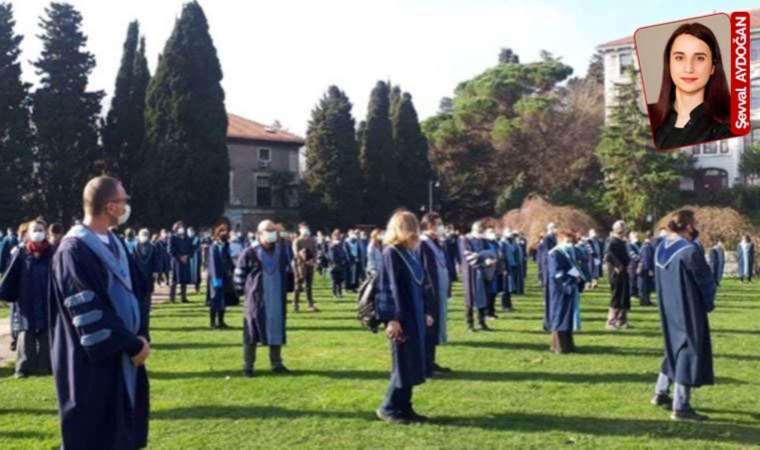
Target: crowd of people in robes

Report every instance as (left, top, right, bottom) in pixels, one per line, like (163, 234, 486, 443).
(0, 172, 754, 446)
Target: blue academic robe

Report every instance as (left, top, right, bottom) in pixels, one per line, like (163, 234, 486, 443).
(483, 239, 501, 295)
(655, 237, 716, 387)
(236, 242, 289, 346)
(626, 241, 641, 298)
(708, 245, 725, 286)
(168, 235, 196, 285)
(517, 238, 527, 294)
(736, 242, 755, 279)
(129, 242, 159, 296)
(50, 233, 150, 450)
(444, 235, 459, 282)
(418, 236, 449, 347)
(638, 241, 655, 297)
(376, 245, 433, 388)
(0, 234, 19, 274)
(458, 236, 488, 309)
(328, 243, 349, 282)
(547, 246, 579, 332)
(207, 240, 235, 311)
(0, 246, 53, 332)
(538, 234, 557, 328)
(154, 239, 170, 274)
(188, 236, 202, 285)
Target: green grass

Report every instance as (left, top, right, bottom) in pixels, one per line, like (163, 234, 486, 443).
(1, 264, 759, 449)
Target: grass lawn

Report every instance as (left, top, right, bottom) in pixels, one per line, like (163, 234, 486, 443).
(1, 263, 759, 449)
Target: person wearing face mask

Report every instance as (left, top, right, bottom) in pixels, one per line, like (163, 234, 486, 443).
(168, 221, 197, 304)
(235, 220, 291, 377)
(604, 220, 632, 330)
(208, 218, 236, 329)
(627, 231, 642, 301)
(344, 230, 361, 292)
(459, 220, 491, 332)
(418, 213, 452, 377)
(277, 224, 296, 295)
(48, 176, 151, 449)
(0, 219, 54, 377)
(123, 228, 138, 254)
(443, 226, 460, 284)
(366, 229, 385, 277)
(375, 210, 434, 424)
(328, 229, 349, 298)
(546, 229, 584, 354)
(187, 227, 202, 293)
(155, 229, 171, 287)
(498, 229, 517, 312)
(292, 222, 318, 313)
(128, 228, 160, 338)
(228, 229, 246, 260)
(707, 239, 725, 287)
(737, 234, 754, 284)
(586, 229, 603, 289)
(638, 231, 656, 307)
(651, 209, 715, 421)
(482, 225, 502, 321)
(538, 223, 558, 329)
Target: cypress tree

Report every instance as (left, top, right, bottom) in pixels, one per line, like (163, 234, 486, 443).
(303, 86, 362, 228)
(141, 1, 228, 226)
(359, 81, 396, 224)
(391, 90, 430, 210)
(32, 2, 104, 225)
(102, 20, 150, 197)
(0, 3, 33, 227)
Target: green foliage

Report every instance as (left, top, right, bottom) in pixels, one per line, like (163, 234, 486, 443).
(739, 142, 760, 183)
(595, 69, 692, 229)
(31, 2, 104, 226)
(391, 90, 431, 211)
(140, 1, 228, 227)
(0, 3, 33, 227)
(102, 21, 151, 202)
(302, 86, 363, 228)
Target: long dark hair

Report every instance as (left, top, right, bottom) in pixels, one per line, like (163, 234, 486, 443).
(647, 22, 730, 134)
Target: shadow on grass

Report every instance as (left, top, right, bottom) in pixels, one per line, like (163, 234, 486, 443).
(151, 342, 240, 350)
(150, 326, 241, 332)
(433, 412, 760, 446)
(0, 430, 54, 440)
(152, 404, 372, 421)
(0, 408, 57, 416)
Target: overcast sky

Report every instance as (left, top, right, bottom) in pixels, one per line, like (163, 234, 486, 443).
(7, 0, 755, 136)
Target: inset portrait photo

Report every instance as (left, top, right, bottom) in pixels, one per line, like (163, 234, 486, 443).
(635, 14, 739, 151)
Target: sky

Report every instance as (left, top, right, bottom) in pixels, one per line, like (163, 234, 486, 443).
(6, 0, 758, 137)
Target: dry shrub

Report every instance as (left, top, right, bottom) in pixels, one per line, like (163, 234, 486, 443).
(501, 194, 599, 250)
(656, 206, 754, 248)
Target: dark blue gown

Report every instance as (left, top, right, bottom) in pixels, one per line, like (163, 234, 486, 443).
(169, 235, 196, 285)
(546, 247, 578, 332)
(708, 245, 725, 286)
(655, 237, 716, 387)
(207, 241, 235, 311)
(50, 234, 150, 450)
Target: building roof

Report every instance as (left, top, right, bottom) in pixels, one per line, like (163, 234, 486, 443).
(227, 113, 305, 145)
(598, 9, 760, 49)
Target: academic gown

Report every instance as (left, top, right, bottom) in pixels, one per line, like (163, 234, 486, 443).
(458, 236, 488, 309)
(736, 243, 755, 279)
(638, 241, 655, 297)
(236, 243, 289, 346)
(50, 233, 150, 450)
(444, 235, 460, 283)
(626, 241, 641, 298)
(376, 245, 433, 388)
(546, 246, 579, 332)
(538, 234, 557, 328)
(189, 236, 202, 285)
(168, 235, 196, 285)
(604, 236, 631, 310)
(708, 246, 725, 286)
(517, 238, 527, 294)
(130, 243, 159, 296)
(208, 240, 236, 310)
(655, 237, 716, 387)
(418, 236, 449, 346)
(328, 243, 349, 283)
(0, 246, 53, 332)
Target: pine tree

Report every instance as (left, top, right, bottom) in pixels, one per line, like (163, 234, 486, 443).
(595, 68, 691, 228)
(102, 21, 150, 198)
(360, 81, 397, 224)
(391, 90, 430, 210)
(141, 1, 228, 226)
(0, 3, 33, 227)
(303, 86, 362, 227)
(32, 2, 104, 225)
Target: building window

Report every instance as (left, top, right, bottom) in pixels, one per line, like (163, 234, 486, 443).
(752, 128, 760, 143)
(702, 142, 717, 155)
(719, 139, 730, 154)
(258, 148, 271, 162)
(752, 80, 760, 103)
(691, 145, 700, 155)
(256, 175, 272, 208)
(619, 52, 633, 75)
(288, 150, 299, 173)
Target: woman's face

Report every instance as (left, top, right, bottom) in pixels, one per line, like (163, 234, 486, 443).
(669, 33, 715, 96)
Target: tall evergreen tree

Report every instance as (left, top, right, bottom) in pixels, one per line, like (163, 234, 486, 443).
(303, 86, 362, 227)
(32, 2, 104, 225)
(102, 21, 150, 198)
(141, 1, 228, 226)
(360, 81, 397, 224)
(596, 69, 691, 228)
(391, 90, 430, 210)
(0, 3, 33, 227)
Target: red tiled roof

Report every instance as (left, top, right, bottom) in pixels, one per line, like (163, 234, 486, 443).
(227, 113, 305, 145)
(598, 9, 760, 49)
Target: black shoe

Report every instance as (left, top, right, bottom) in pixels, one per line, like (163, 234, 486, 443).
(432, 364, 452, 373)
(375, 409, 410, 425)
(218, 322, 229, 329)
(272, 365, 290, 374)
(243, 370, 254, 378)
(467, 324, 477, 333)
(479, 323, 493, 331)
(650, 393, 673, 409)
(181, 299, 189, 303)
(407, 410, 430, 423)
(671, 408, 709, 422)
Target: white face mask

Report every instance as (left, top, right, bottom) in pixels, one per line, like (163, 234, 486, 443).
(436, 225, 446, 236)
(138, 234, 149, 244)
(300, 228, 310, 237)
(29, 230, 46, 243)
(177, 228, 186, 235)
(188, 230, 195, 238)
(263, 231, 278, 244)
(118, 204, 131, 226)
(485, 231, 496, 240)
